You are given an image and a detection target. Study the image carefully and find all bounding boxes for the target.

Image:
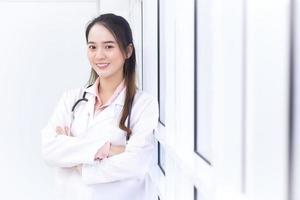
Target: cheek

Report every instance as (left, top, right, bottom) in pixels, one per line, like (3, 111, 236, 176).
(87, 52, 94, 62)
(113, 52, 126, 64)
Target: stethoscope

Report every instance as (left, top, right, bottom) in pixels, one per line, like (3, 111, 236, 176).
(70, 85, 134, 140)
(71, 90, 89, 113)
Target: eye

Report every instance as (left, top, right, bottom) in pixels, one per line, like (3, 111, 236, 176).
(88, 45, 96, 50)
(105, 45, 114, 49)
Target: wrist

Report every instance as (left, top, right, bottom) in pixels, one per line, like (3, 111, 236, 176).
(103, 141, 111, 157)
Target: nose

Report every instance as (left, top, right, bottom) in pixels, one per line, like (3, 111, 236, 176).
(95, 48, 106, 59)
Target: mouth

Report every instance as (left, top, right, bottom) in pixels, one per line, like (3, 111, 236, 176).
(95, 63, 109, 69)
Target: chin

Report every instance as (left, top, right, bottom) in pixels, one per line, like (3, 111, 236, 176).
(97, 72, 113, 78)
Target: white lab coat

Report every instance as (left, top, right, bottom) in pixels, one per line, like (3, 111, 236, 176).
(41, 85, 158, 200)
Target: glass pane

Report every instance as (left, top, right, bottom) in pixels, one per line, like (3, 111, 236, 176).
(293, 1, 300, 199)
(158, 0, 166, 126)
(158, 66, 166, 126)
(158, 142, 166, 175)
(194, 186, 197, 200)
(194, 0, 212, 163)
(194, 186, 206, 200)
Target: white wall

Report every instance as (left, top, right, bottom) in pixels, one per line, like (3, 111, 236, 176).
(0, 1, 97, 199)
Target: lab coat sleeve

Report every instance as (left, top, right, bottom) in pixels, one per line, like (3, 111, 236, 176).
(41, 90, 106, 168)
(81, 97, 159, 184)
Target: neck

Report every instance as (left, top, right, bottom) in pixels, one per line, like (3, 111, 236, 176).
(99, 76, 124, 95)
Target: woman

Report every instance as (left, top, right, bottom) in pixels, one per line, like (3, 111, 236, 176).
(41, 13, 158, 200)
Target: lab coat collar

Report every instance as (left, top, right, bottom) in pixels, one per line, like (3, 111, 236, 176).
(112, 87, 126, 106)
(83, 80, 126, 107)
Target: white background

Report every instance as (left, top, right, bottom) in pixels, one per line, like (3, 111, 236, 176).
(0, 0, 143, 199)
(0, 0, 297, 200)
(0, 1, 97, 199)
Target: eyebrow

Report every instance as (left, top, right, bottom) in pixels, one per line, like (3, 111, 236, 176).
(87, 41, 116, 44)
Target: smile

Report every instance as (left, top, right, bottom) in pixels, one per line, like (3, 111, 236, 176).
(96, 63, 109, 69)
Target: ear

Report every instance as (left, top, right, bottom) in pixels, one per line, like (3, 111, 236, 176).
(126, 44, 133, 59)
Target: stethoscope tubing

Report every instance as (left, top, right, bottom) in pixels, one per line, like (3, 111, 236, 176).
(70, 86, 134, 141)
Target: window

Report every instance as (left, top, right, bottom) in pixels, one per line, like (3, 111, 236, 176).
(194, 0, 212, 164)
(194, 186, 206, 200)
(157, 0, 166, 126)
(158, 141, 166, 175)
(157, 0, 166, 175)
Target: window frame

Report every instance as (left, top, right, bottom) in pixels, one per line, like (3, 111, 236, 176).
(193, 0, 211, 165)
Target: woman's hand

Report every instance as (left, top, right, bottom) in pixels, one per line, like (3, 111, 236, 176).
(55, 126, 71, 136)
(56, 126, 82, 173)
(94, 142, 126, 161)
(94, 142, 110, 160)
(109, 145, 126, 157)
(74, 164, 82, 174)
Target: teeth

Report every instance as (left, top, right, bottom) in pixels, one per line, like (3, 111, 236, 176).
(96, 63, 109, 68)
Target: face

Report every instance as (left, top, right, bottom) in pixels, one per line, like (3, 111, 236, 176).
(87, 24, 126, 81)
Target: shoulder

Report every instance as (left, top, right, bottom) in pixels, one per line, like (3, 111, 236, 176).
(132, 89, 159, 115)
(134, 89, 157, 105)
(59, 87, 86, 105)
(130, 89, 159, 128)
(63, 87, 84, 98)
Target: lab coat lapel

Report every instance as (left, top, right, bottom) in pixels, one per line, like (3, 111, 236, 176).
(85, 93, 96, 122)
(88, 88, 126, 127)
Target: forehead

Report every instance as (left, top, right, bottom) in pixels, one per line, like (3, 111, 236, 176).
(88, 23, 116, 43)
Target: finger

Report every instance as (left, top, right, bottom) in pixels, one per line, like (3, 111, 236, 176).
(64, 126, 70, 136)
(95, 152, 107, 160)
(56, 126, 64, 134)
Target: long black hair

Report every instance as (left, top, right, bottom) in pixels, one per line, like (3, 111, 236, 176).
(85, 13, 137, 139)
